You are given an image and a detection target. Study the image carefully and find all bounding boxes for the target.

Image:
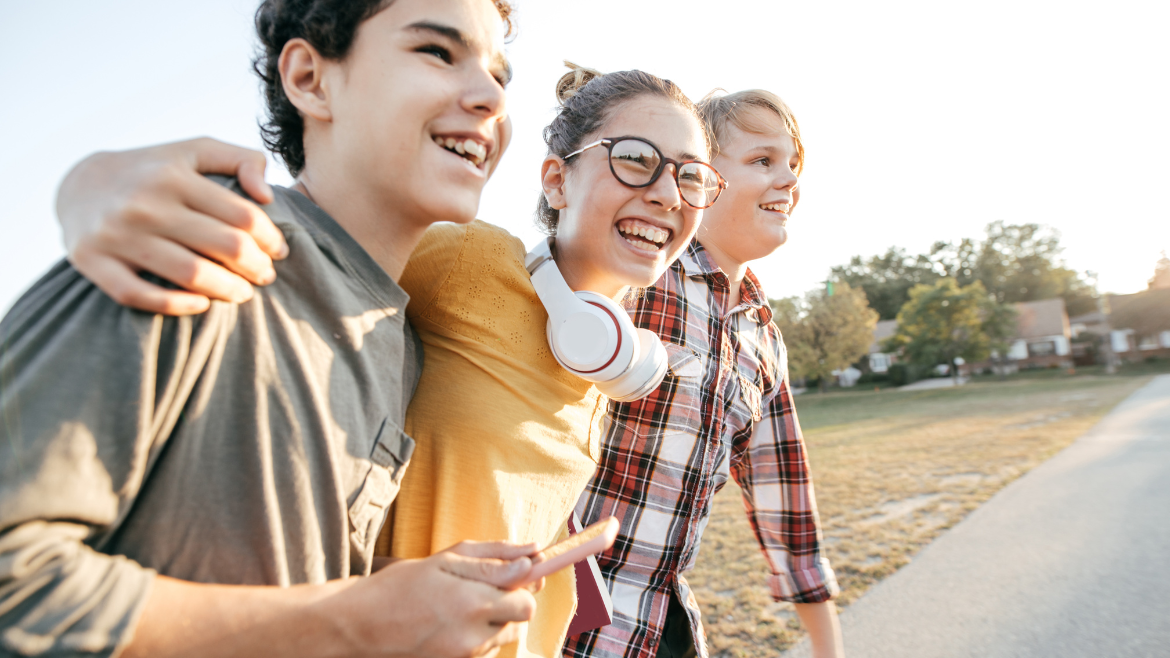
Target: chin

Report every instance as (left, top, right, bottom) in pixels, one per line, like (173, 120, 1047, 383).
(774, 228, 789, 248)
(422, 192, 481, 225)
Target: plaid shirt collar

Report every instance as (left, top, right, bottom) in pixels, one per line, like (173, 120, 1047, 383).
(678, 240, 774, 325)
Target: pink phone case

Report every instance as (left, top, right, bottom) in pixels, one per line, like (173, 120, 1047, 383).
(521, 517, 619, 585)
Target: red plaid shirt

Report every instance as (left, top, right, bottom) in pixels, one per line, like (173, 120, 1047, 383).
(564, 240, 838, 658)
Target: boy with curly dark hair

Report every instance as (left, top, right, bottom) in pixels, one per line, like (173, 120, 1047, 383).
(0, 2, 534, 657)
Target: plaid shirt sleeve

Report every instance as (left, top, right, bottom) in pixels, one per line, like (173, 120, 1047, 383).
(729, 340, 839, 604)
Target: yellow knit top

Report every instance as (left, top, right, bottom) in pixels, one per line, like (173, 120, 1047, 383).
(382, 220, 607, 658)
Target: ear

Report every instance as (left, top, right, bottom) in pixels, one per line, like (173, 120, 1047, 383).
(540, 155, 568, 210)
(278, 38, 332, 122)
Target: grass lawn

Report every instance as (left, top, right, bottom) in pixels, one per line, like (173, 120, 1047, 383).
(686, 361, 1170, 657)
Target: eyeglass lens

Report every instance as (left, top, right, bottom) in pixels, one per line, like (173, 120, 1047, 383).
(609, 139, 722, 208)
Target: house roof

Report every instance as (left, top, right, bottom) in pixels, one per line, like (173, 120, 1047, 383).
(1014, 298, 1069, 340)
(869, 319, 899, 353)
(1108, 289, 1170, 336)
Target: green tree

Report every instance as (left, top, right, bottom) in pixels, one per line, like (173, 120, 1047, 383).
(887, 279, 1004, 384)
(830, 247, 942, 320)
(833, 222, 1098, 319)
(981, 296, 1019, 380)
(771, 281, 879, 392)
(935, 221, 1097, 316)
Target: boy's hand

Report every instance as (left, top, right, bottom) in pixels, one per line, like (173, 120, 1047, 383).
(56, 138, 286, 315)
(340, 540, 540, 657)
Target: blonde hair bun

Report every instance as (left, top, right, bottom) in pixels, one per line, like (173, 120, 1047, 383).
(555, 61, 604, 106)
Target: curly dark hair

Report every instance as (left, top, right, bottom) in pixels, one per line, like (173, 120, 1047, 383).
(535, 62, 707, 235)
(253, 0, 516, 176)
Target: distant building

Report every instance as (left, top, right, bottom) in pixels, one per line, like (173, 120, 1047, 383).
(1002, 298, 1073, 369)
(865, 319, 900, 373)
(1102, 289, 1170, 360)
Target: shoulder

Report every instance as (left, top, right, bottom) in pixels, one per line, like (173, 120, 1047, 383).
(406, 220, 527, 290)
(402, 220, 529, 319)
(462, 220, 528, 268)
(0, 260, 231, 406)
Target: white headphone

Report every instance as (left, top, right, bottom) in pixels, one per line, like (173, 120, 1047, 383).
(525, 238, 668, 402)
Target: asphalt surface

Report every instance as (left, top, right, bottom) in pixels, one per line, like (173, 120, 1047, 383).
(783, 374, 1170, 658)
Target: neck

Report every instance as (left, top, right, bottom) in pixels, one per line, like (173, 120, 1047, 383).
(696, 237, 748, 311)
(293, 168, 428, 282)
(554, 243, 628, 302)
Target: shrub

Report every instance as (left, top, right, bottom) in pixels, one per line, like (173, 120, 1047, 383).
(888, 363, 920, 387)
(858, 372, 891, 385)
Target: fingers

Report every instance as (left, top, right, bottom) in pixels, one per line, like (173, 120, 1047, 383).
(159, 204, 279, 286)
(181, 159, 288, 264)
(485, 590, 537, 625)
(70, 255, 212, 316)
(112, 235, 255, 305)
(446, 540, 540, 561)
(441, 553, 533, 590)
(187, 137, 274, 204)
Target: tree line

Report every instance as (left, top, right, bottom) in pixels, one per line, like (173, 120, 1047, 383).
(771, 222, 1097, 389)
(829, 221, 1097, 320)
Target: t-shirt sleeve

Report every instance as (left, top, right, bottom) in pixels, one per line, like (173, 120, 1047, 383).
(0, 262, 222, 656)
(399, 223, 469, 320)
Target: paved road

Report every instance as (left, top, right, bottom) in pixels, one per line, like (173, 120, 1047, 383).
(784, 374, 1170, 658)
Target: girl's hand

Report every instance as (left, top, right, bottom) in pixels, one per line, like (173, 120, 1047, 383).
(56, 138, 287, 315)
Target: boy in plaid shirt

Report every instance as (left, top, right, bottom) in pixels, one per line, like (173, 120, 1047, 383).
(563, 90, 842, 658)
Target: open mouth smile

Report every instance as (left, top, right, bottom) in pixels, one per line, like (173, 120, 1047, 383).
(760, 202, 791, 213)
(433, 135, 489, 168)
(617, 219, 672, 253)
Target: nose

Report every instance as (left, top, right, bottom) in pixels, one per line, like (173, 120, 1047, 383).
(773, 166, 798, 193)
(462, 63, 507, 123)
(643, 163, 683, 212)
(773, 166, 799, 211)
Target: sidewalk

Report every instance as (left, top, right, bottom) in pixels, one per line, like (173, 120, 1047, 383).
(783, 374, 1170, 657)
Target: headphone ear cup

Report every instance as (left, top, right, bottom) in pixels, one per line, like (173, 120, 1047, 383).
(565, 291, 637, 381)
(595, 329, 668, 402)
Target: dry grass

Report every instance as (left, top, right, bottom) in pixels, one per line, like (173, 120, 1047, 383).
(686, 371, 1160, 657)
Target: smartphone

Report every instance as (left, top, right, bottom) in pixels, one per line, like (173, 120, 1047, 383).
(519, 517, 619, 586)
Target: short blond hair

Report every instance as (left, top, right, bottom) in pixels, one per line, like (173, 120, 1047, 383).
(698, 89, 804, 174)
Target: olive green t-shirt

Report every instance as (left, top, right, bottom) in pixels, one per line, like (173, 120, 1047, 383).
(0, 179, 421, 657)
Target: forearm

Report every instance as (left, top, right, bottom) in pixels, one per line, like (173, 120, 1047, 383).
(123, 575, 359, 658)
(794, 601, 844, 658)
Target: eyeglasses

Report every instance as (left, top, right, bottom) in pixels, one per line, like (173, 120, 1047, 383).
(562, 136, 728, 209)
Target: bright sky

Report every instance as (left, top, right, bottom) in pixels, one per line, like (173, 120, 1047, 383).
(3, 0, 1167, 315)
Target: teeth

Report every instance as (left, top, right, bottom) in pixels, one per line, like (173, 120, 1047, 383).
(761, 202, 791, 212)
(464, 140, 485, 159)
(434, 136, 487, 167)
(618, 224, 668, 244)
(624, 237, 660, 252)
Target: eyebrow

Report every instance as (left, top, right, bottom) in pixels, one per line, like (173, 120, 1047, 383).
(406, 21, 513, 85)
(406, 21, 469, 46)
